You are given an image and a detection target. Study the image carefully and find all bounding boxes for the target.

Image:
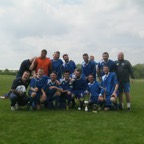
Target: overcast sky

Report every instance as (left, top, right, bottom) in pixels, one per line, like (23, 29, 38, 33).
(0, 0, 144, 69)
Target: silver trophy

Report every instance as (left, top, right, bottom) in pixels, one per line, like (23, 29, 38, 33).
(84, 100, 89, 112)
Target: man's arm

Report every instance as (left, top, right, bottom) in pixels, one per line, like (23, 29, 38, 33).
(127, 61, 135, 79)
(29, 58, 36, 71)
(112, 73, 119, 96)
(49, 86, 63, 93)
(11, 89, 24, 97)
(112, 84, 119, 96)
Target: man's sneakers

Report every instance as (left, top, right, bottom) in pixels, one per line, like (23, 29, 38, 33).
(127, 108, 131, 112)
(27, 102, 37, 110)
(118, 103, 124, 110)
(11, 103, 21, 111)
(92, 104, 98, 113)
(15, 103, 21, 110)
(27, 102, 32, 110)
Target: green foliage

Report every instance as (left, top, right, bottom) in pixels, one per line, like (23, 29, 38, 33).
(0, 75, 144, 144)
(0, 69, 17, 75)
(133, 64, 144, 79)
(76, 64, 81, 69)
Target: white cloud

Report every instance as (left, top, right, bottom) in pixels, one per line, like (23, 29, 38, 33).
(0, 0, 144, 69)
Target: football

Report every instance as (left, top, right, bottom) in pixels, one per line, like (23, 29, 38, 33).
(16, 85, 26, 93)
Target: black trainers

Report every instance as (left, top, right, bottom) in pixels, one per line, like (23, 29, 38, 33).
(92, 104, 98, 113)
(118, 103, 123, 110)
(127, 108, 131, 112)
(27, 102, 31, 110)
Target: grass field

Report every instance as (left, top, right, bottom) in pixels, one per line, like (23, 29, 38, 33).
(0, 75, 144, 144)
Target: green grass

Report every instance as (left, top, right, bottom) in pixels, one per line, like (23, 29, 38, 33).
(0, 75, 144, 144)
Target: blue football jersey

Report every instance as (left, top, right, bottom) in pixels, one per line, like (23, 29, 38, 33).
(98, 59, 116, 76)
(72, 77, 88, 91)
(88, 81, 101, 98)
(30, 75, 49, 89)
(81, 61, 96, 78)
(101, 72, 118, 96)
(61, 60, 76, 75)
(60, 78, 71, 91)
(43, 79, 62, 95)
(51, 59, 63, 79)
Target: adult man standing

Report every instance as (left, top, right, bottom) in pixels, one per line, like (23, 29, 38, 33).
(9, 71, 31, 110)
(115, 52, 134, 111)
(81, 53, 96, 80)
(90, 55, 97, 66)
(16, 57, 36, 78)
(97, 52, 116, 81)
(32, 49, 52, 76)
(61, 54, 76, 77)
(51, 51, 63, 80)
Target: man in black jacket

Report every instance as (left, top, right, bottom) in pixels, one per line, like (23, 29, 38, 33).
(9, 71, 31, 110)
(115, 52, 134, 111)
(16, 57, 36, 78)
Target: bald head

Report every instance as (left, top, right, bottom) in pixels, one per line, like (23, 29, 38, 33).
(118, 52, 124, 61)
(90, 55, 95, 61)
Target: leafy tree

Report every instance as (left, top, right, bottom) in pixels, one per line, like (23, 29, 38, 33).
(133, 64, 144, 79)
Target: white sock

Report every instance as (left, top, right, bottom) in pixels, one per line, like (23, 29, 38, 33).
(127, 103, 131, 108)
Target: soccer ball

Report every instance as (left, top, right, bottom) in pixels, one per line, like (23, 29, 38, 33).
(16, 85, 26, 93)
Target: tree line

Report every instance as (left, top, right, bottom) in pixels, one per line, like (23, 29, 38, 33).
(0, 64, 144, 79)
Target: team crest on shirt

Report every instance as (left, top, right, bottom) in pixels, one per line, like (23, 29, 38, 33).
(116, 63, 119, 66)
(122, 63, 125, 65)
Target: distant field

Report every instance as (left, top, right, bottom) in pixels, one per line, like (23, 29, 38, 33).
(0, 75, 144, 144)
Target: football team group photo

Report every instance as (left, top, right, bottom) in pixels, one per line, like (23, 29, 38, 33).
(8, 49, 134, 113)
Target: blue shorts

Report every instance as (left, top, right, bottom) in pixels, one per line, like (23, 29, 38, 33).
(119, 82, 130, 93)
(72, 90, 85, 99)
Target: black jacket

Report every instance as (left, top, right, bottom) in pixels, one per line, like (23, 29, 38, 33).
(115, 60, 134, 82)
